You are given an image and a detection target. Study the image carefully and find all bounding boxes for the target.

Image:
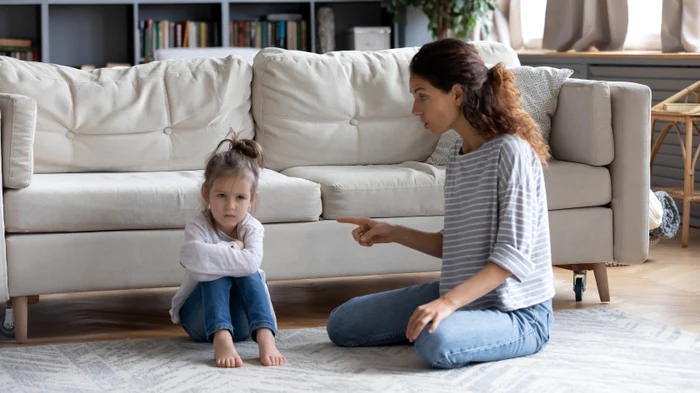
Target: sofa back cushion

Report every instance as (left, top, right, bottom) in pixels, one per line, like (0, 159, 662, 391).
(0, 55, 254, 174)
(550, 79, 614, 166)
(252, 41, 521, 171)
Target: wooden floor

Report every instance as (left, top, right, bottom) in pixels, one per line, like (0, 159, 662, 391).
(1, 228, 698, 347)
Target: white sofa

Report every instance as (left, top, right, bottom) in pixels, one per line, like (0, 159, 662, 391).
(154, 47, 261, 65)
(0, 41, 651, 343)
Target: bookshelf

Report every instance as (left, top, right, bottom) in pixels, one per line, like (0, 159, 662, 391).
(0, 3, 41, 60)
(0, 0, 400, 68)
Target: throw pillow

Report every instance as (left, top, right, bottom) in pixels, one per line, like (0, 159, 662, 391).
(425, 65, 574, 166)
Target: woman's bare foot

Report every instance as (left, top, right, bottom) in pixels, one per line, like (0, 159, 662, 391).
(256, 328, 286, 366)
(213, 330, 243, 368)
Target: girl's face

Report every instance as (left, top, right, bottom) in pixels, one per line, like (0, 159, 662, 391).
(202, 172, 258, 236)
(409, 74, 464, 136)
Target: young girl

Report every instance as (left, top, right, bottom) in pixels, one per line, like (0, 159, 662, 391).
(170, 136, 286, 368)
(327, 38, 555, 369)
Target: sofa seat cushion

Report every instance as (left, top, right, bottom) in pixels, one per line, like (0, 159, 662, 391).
(544, 160, 611, 210)
(282, 162, 445, 219)
(281, 159, 608, 219)
(3, 169, 321, 233)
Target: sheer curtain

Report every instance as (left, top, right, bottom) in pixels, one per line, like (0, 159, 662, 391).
(541, 0, 628, 52)
(467, 0, 515, 46)
(468, 0, 547, 50)
(661, 0, 700, 52)
(468, 0, 698, 53)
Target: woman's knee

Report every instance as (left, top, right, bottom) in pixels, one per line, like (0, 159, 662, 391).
(326, 300, 360, 347)
(414, 328, 466, 369)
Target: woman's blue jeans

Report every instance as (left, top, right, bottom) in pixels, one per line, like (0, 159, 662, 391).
(326, 281, 553, 369)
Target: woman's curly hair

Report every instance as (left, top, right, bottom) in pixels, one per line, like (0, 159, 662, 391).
(409, 38, 550, 165)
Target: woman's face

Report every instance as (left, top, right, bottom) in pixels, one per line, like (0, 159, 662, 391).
(409, 74, 462, 136)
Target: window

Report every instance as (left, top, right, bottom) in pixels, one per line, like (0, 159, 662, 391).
(519, 0, 548, 49)
(512, 0, 663, 51)
(624, 0, 663, 50)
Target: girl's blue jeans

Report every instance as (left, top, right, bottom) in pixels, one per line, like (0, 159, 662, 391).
(179, 272, 277, 343)
(326, 281, 553, 369)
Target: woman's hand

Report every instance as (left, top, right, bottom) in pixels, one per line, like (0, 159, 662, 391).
(336, 217, 395, 247)
(233, 240, 244, 249)
(406, 297, 458, 342)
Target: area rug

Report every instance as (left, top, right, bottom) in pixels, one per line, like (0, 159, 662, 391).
(1, 307, 698, 393)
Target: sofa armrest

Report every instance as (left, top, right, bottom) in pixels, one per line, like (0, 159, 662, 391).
(0, 94, 33, 302)
(549, 79, 614, 166)
(0, 93, 36, 189)
(608, 81, 652, 264)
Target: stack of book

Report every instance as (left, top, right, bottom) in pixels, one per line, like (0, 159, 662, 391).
(0, 38, 38, 61)
(137, 13, 309, 63)
(230, 13, 307, 51)
(138, 20, 220, 62)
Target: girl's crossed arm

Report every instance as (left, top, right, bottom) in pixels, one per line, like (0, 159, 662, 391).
(180, 219, 264, 281)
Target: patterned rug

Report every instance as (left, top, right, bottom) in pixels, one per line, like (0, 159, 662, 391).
(1, 307, 698, 393)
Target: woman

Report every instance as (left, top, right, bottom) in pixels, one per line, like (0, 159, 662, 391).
(326, 38, 555, 369)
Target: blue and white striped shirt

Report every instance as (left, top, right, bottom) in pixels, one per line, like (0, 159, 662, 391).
(440, 133, 555, 311)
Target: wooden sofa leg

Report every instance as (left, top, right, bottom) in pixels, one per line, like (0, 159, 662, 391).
(592, 264, 610, 302)
(10, 296, 28, 343)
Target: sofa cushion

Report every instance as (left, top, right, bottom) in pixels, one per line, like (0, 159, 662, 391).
(544, 160, 611, 210)
(550, 79, 614, 166)
(3, 169, 321, 233)
(154, 47, 261, 65)
(281, 159, 609, 219)
(252, 41, 522, 171)
(0, 55, 253, 174)
(282, 162, 445, 219)
(473, 40, 523, 68)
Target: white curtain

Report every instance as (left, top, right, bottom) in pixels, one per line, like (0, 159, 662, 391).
(541, 0, 628, 52)
(467, 0, 700, 53)
(661, 0, 700, 52)
(468, 0, 550, 51)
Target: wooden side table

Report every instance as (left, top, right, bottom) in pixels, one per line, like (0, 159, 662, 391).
(650, 81, 700, 248)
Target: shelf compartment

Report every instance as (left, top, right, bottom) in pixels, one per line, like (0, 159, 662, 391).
(313, 1, 392, 51)
(0, 4, 42, 61)
(229, 2, 311, 51)
(48, 4, 133, 67)
(138, 3, 222, 61)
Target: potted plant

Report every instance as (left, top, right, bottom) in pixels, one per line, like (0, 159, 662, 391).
(381, 0, 497, 40)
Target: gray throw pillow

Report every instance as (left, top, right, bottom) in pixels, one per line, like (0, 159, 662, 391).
(426, 65, 574, 166)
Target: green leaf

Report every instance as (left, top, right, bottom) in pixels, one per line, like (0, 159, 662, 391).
(380, 0, 497, 40)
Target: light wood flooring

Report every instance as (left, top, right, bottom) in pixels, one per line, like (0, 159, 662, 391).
(1, 228, 698, 348)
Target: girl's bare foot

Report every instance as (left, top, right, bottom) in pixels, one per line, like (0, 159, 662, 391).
(213, 330, 243, 368)
(256, 328, 286, 366)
